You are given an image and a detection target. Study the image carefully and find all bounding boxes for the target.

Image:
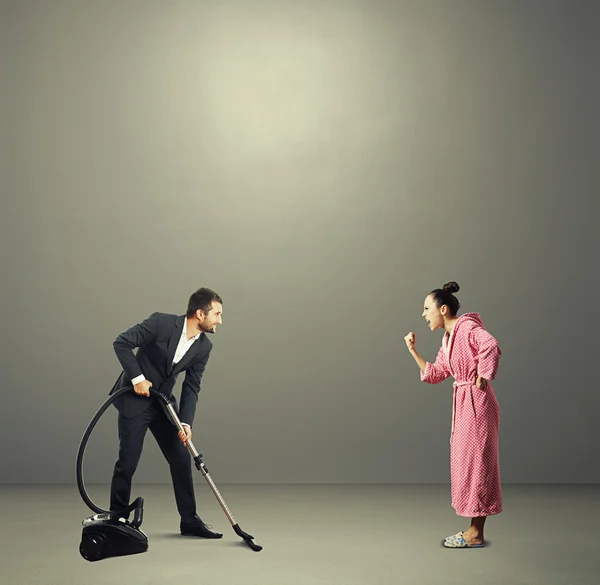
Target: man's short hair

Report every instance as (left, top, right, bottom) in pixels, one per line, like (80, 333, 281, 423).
(186, 288, 223, 317)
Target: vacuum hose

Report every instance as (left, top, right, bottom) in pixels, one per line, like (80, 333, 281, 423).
(76, 388, 170, 528)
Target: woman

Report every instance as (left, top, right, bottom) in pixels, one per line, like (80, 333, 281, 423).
(404, 282, 502, 548)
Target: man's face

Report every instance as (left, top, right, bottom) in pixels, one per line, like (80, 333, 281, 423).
(197, 301, 223, 334)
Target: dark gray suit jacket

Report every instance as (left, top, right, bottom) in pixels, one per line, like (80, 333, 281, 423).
(109, 312, 212, 426)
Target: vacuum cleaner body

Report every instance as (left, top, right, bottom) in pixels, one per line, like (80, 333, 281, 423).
(80, 513, 148, 562)
(77, 387, 261, 561)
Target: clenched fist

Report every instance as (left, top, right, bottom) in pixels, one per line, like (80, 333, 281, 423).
(404, 332, 416, 352)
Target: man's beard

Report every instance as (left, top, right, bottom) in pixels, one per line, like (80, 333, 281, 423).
(200, 322, 216, 334)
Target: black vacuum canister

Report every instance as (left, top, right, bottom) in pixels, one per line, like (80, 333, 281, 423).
(80, 514, 148, 561)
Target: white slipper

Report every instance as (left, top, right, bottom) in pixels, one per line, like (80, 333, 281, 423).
(443, 533, 484, 548)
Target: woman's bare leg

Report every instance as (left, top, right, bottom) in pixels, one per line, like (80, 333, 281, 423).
(462, 516, 486, 545)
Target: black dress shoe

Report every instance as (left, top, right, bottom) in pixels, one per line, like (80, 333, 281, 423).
(180, 520, 223, 539)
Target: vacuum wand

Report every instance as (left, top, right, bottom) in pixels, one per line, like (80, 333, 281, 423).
(152, 390, 262, 552)
(162, 401, 203, 467)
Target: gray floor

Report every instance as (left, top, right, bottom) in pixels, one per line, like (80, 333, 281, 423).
(0, 483, 598, 585)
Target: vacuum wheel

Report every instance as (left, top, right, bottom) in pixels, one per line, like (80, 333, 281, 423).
(80, 534, 105, 561)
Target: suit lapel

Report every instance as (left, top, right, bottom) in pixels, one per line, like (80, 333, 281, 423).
(166, 315, 185, 375)
(172, 333, 205, 375)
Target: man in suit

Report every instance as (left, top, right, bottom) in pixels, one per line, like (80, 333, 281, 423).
(109, 287, 223, 538)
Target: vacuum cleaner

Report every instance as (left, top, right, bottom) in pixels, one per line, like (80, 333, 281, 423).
(77, 387, 262, 561)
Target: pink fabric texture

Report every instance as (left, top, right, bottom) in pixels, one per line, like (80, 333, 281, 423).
(421, 313, 502, 517)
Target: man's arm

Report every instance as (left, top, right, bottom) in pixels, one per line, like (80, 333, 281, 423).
(113, 312, 161, 383)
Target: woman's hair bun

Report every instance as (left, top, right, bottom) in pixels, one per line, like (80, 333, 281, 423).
(442, 281, 460, 294)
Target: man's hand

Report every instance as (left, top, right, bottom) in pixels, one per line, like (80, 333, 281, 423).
(179, 426, 192, 446)
(133, 379, 152, 397)
(476, 375, 488, 390)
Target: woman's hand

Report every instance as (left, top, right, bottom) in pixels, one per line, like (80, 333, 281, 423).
(476, 375, 488, 389)
(405, 332, 426, 372)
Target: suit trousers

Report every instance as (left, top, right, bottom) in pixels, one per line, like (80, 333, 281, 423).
(109, 400, 197, 523)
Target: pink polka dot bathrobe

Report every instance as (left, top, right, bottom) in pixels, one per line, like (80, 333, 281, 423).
(421, 313, 502, 517)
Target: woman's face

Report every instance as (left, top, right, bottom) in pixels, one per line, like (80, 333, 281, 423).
(422, 294, 445, 331)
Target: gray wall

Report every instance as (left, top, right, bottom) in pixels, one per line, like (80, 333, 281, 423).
(2, 0, 598, 484)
